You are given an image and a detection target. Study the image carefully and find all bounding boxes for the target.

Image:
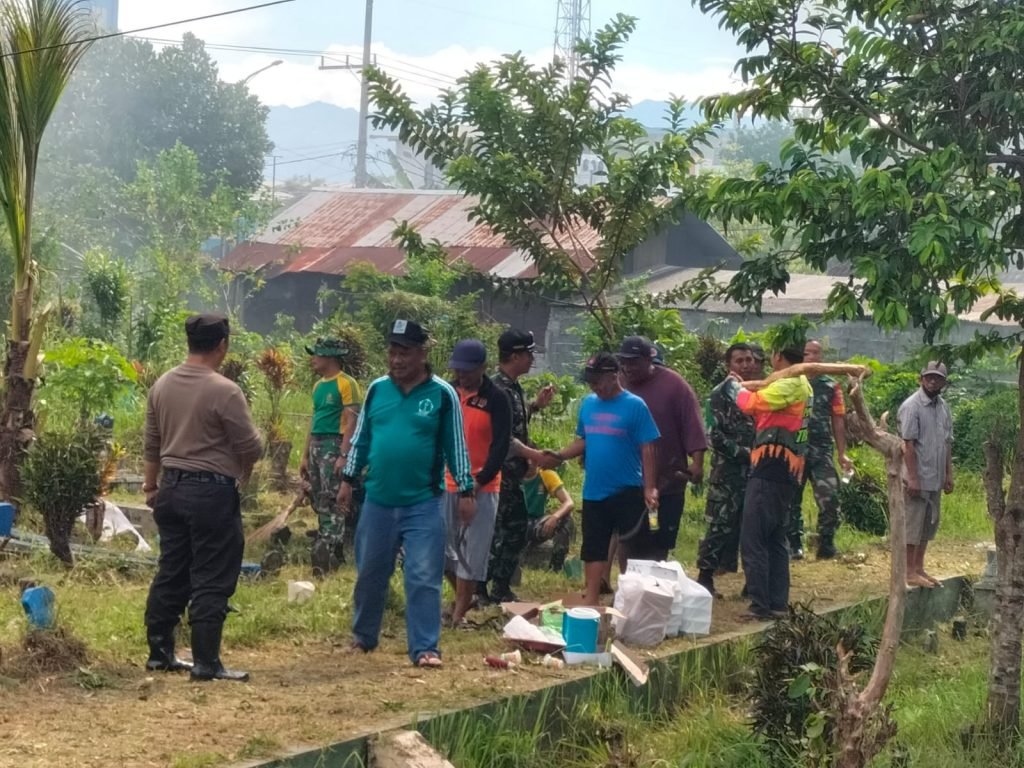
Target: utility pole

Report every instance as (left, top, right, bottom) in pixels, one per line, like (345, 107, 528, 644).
(319, 0, 374, 187)
(270, 155, 279, 207)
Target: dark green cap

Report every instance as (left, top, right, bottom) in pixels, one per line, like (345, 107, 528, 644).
(305, 338, 349, 358)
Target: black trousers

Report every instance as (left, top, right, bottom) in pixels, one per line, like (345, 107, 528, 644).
(144, 476, 244, 630)
(741, 476, 795, 615)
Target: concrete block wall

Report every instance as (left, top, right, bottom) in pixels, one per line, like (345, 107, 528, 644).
(541, 306, 1005, 374)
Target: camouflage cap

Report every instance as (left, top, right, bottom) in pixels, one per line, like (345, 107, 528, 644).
(305, 338, 349, 358)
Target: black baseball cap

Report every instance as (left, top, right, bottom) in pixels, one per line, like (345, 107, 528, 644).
(498, 329, 536, 354)
(185, 313, 229, 342)
(388, 319, 429, 348)
(585, 351, 620, 375)
(617, 335, 656, 360)
(749, 343, 766, 362)
(449, 339, 487, 370)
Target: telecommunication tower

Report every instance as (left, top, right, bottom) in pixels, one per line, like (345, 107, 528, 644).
(553, 0, 591, 82)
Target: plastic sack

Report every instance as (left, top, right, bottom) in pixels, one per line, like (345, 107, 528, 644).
(623, 559, 712, 637)
(613, 572, 674, 647)
(676, 574, 713, 636)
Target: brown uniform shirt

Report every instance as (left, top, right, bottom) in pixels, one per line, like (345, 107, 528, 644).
(144, 364, 263, 479)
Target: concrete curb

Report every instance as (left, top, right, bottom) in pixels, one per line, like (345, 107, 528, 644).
(235, 575, 972, 768)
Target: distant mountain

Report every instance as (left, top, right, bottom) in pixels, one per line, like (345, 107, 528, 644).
(264, 99, 705, 183)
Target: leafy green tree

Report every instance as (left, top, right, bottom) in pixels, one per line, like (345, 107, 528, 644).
(81, 249, 130, 340)
(335, 224, 501, 375)
(0, 0, 92, 503)
(366, 14, 712, 347)
(718, 120, 795, 168)
(41, 33, 271, 194)
(37, 338, 138, 424)
(688, 0, 1024, 752)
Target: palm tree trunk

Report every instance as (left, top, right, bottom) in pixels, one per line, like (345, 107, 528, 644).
(0, 335, 35, 501)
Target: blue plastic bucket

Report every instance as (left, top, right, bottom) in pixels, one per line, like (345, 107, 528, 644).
(0, 501, 13, 537)
(562, 607, 600, 654)
(21, 586, 55, 630)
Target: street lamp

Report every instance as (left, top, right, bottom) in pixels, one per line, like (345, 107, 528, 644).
(239, 60, 283, 86)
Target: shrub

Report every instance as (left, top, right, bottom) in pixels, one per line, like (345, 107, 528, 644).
(21, 427, 106, 566)
(751, 606, 880, 763)
(254, 347, 294, 444)
(951, 387, 1018, 471)
(838, 467, 889, 536)
(220, 354, 254, 403)
(845, 356, 919, 424)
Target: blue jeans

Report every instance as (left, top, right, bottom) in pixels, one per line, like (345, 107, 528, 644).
(352, 495, 445, 662)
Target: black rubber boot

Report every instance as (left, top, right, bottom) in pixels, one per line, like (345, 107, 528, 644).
(189, 622, 249, 682)
(145, 627, 193, 673)
(696, 569, 717, 597)
(490, 583, 518, 603)
(816, 535, 839, 560)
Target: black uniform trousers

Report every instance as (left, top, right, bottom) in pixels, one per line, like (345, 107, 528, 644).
(741, 476, 795, 616)
(144, 472, 244, 631)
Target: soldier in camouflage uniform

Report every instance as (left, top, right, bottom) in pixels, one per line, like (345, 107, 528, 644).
(300, 338, 362, 575)
(696, 343, 757, 597)
(481, 329, 557, 604)
(787, 340, 853, 560)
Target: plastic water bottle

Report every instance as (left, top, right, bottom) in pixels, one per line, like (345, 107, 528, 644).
(647, 506, 660, 532)
(841, 466, 855, 485)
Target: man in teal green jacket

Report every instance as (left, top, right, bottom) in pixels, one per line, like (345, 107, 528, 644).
(338, 319, 474, 668)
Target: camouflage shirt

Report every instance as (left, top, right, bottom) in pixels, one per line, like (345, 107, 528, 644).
(705, 378, 755, 477)
(808, 376, 845, 450)
(492, 369, 529, 482)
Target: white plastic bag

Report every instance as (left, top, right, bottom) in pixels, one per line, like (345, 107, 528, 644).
(612, 572, 652, 631)
(613, 572, 674, 647)
(676, 574, 713, 636)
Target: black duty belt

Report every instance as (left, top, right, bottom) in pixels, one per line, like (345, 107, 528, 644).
(163, 468, 236, 486)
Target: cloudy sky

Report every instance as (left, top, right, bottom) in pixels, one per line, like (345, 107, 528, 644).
(117, 0, 747, 109)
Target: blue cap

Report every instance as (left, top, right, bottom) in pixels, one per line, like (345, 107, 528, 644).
(449, 339, 487, 370)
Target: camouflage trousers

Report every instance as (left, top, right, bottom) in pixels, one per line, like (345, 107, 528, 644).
(525, 514, 576, 572)
(486, 476, 528, 592)
(309, 435, 345, 543)
(696, 466, 747, 573)
(788, 447, 841, 547)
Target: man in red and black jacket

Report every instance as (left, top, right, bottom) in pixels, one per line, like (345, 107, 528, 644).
(443, 339, 512, 625)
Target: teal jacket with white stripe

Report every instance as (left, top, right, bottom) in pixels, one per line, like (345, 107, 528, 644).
(344, 374, 474, 507)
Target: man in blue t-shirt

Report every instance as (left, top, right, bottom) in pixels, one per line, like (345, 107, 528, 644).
(548, 352, 660, 605)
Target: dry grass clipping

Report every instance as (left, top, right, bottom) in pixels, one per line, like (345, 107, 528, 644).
(2, 627, 88, 678)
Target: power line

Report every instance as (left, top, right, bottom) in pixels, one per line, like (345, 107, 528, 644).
(135, 36, 458, 88)
(374, 54, 458, 82)
(268, 151, 351, 167)
(2, 0, 296, 59)
(136, 36, 328, 59)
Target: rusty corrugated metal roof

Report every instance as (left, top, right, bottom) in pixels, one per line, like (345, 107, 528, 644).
(222, 188, 599, 278)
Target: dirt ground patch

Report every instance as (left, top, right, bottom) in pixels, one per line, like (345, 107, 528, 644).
(0, 540, 988, 768)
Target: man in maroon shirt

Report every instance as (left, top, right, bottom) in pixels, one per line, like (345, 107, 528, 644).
(619, 336, 707, 560)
